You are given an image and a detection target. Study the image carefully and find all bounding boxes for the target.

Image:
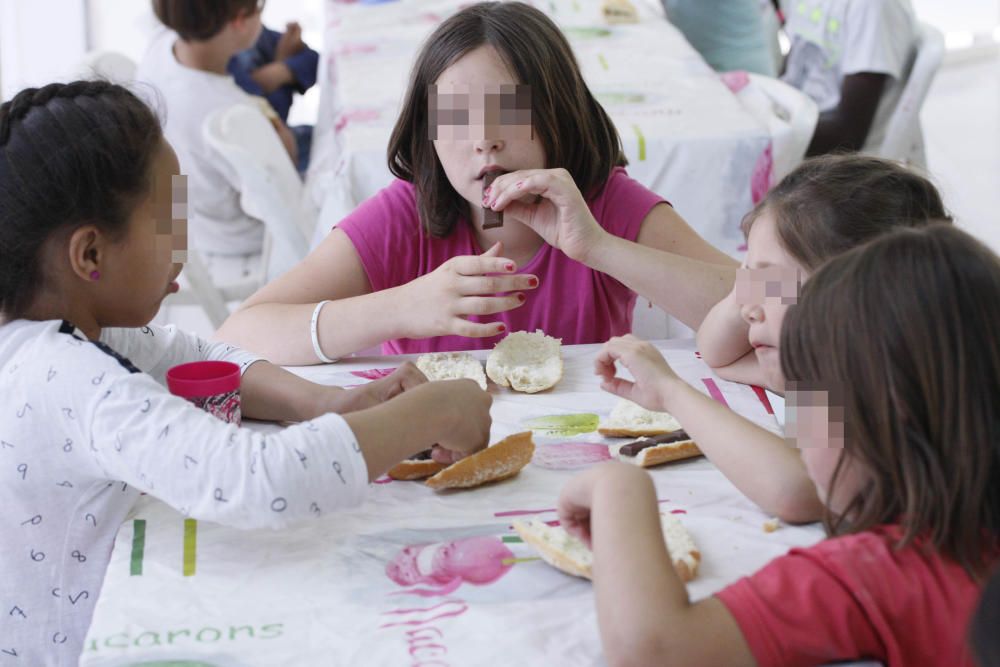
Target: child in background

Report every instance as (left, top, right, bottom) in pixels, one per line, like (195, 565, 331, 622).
(662, 0, 777, 76)
(216, 1, 737, 363)
(597, 155, 949, 523)
(0, 81, 491, 665)
(698, 154, 949, 393)
(569, 224, 1000, 666)
(228, 21, 319, 173)
(779, 0, 920, 156)
(136, 0, 299, 258)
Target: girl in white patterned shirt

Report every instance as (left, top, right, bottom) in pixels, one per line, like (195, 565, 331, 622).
(0, 81, 492, 666)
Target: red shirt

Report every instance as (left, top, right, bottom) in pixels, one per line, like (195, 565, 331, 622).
(336, 167, 665, 355)
(716, 526, 985, 667)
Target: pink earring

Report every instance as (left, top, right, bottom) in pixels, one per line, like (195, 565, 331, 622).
(89, 270, 101, 281)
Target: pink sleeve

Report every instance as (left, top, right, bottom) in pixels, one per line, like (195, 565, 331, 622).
(715, 546, 884, 667)
(590, 167, 668, 244)
(335, 180, 421, 293)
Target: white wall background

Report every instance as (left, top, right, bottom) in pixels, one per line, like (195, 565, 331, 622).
(0, 0, 324, 122)
(2, 0, 998, 102)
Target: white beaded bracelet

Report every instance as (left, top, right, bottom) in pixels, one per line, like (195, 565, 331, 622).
(310, 300, 337, 364)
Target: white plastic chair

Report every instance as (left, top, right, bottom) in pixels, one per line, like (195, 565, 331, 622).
(877, 22, 944, 167)
(77, 50, 137, 84)
(203, 103, 315, 279)
(163, 104, 316, 329)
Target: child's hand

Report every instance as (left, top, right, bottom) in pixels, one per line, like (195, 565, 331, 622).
(402, 242, 538, 339)
(276, 22, 306, 60)
(558, 462, 644, 548)
(363, 361, 427, 403)
(427, 380, 493, 463)
(595, 335, 682, 411)
(485, 168, 606, 264)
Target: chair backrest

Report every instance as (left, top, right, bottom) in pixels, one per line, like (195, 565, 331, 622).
(78, 50, 137, 84)
(878, 22, 944, 164)
(202, 103, 314, 280)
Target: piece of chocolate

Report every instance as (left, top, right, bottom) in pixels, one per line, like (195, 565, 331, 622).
(482, 170, 504, 229)
(410, 449, 434, 461)
(619, 430, 692, 457)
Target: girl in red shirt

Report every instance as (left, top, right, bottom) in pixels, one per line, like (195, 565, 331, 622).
(572, 224, 999, 666)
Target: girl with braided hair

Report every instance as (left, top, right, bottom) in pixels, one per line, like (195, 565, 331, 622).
(0, 81, 492, 665)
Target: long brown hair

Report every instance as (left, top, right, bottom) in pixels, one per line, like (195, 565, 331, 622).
(781, 225, 1000, 577)
(387, 1, 626, 238)
(743, 154, 951, 271)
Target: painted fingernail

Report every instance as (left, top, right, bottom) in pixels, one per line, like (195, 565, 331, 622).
(504, 262, 515, 272)
(528, 277, 539, 287)
(489, 199, 498, 208)
(517, 293, 526, 303)
(497, 324, 506, 333)
(484, 186, 491, 195)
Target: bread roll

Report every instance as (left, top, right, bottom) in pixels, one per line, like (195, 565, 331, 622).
(415, 352, 488, 390)
(513, 512, 700, 582)
(424, 431, 535, 490)
(598, 398, 682, 437)
(485, 330, 563, 393)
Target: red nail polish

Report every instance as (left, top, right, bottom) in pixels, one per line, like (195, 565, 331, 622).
(504, 262, 515, 272)
(528, 277, 538, 288)
(497, 323, 506, 333)
(517, 293, 526, 303)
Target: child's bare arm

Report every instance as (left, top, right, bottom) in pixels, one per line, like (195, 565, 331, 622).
(216, 232, 536, 363)
(485, 169, 738, 331)
(596, 336, 822, 523)
(251, 62, 296, 94)
(712, 351, 770, 389)
(696, 288, 752, 368)
(561, 464, 757, 667)
(239, 360, 428, 422)
(807, 72, 888, 156)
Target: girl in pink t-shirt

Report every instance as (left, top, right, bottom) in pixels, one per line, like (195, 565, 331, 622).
(218, 2, 736, 360)
(562, 225, 1000, 666)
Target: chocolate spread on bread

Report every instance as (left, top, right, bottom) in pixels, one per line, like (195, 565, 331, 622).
(619, 430, 692, 457)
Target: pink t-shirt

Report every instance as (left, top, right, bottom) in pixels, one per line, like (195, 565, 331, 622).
(716, 526, 987, 667)
(337, 167, 665, 355)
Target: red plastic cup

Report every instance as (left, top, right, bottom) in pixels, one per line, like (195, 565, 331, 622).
(166, 361, 242, 425)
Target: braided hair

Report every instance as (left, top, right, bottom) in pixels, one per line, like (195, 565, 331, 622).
(0, 80, 162, 318)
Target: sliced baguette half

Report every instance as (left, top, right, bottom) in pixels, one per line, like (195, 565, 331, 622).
(485, 330, 562, 393)
(415, 352, 487, 390)
(598, 398, 682, 437)
(425, 431, 535, 490)
(512, 512, 700, 582)
(387, 457, 448, 481)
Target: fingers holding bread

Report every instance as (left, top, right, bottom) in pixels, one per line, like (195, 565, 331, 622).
(389, 432, 535, 490)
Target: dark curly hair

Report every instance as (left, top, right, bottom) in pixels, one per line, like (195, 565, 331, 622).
(0, 80, 163, 318)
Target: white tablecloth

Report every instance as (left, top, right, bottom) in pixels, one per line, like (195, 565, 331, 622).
(79, 340, 841, 666)
(305, 0, 811, 259)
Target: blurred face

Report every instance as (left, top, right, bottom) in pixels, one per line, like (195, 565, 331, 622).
(787, 384, 868, 516)
(100, 140, 187, 327)
(430, 46, 545, 222)
(734, 210, 806, 393)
